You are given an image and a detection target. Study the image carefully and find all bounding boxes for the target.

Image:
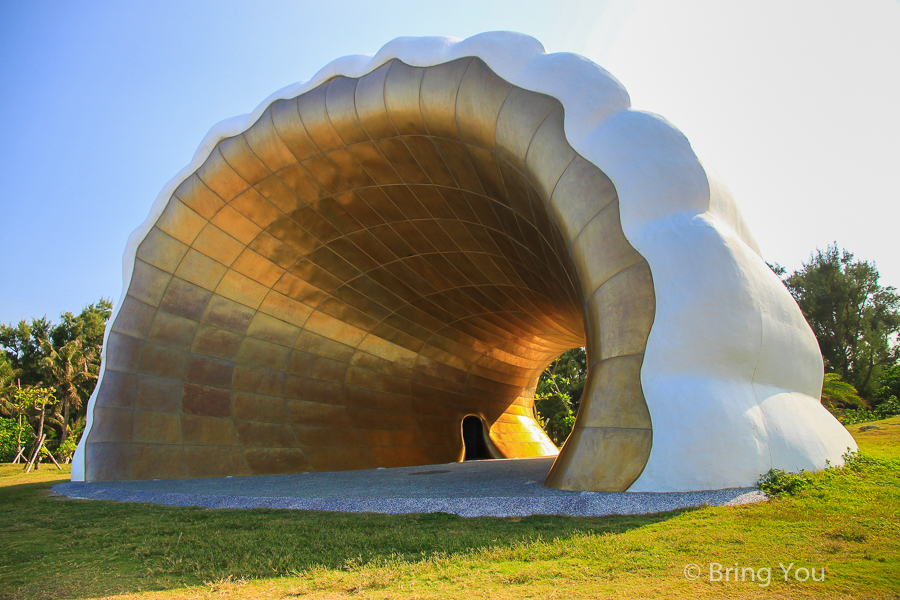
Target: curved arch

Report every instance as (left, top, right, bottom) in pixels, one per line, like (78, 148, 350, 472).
(74, 32, 855, 492)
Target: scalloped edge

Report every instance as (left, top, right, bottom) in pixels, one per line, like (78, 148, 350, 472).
(74, 31, 855, 491)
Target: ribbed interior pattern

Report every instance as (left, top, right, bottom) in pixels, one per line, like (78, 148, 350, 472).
(86, 57, 654, 488)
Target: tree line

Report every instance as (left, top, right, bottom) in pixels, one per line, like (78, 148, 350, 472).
(0, 300, 111, 468)
(535, 244, 900, 446)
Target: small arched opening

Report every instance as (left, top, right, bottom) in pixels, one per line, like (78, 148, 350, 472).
(462, 416, 491, 461)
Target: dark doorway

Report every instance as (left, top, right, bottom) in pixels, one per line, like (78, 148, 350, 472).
(462, 416, 490, 460)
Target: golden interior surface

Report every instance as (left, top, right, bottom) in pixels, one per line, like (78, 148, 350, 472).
(86, 57, 655, 491)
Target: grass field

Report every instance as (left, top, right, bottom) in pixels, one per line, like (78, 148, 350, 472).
(1, 417, 898, 599)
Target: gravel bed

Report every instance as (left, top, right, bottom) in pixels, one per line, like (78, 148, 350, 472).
(52, 457, 766, 517)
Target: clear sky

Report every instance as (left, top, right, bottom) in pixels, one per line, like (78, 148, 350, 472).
(1, 0, 898, 326)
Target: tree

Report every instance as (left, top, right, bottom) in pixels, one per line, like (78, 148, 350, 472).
(0, 417, 33, 462)
(41, 337, 98, 446)
(785, 245, 900, 397)
(0, 299, 111, 455)
(0, 359, 33, 463)
(14, 385, 59, 471)
(534, 347, 587, 446)
(0, 318, 52, 386)
(0, 355, 16, 410)
(50, 299, 112, 352)
(57, 420, 84, 463)
(874, 364, 900, 403)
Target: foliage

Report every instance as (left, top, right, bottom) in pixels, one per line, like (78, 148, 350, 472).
(533, 347, 587, 446)
(874, 364, 900, 402)
(0, 299, 109, 387)
(12, 385, 59, 467)
(759, 441, 899, 500)
(0, 418, 33, 462)
(0, 354, 14, 387)
(784, 244, 900, 396)
(820, 372, 866, 411)
(837, 395, 900, 425)
(841, 447, 900, 473)
(0, 317, 52, 387)
(57, 420, 84, 461)
(14, 385, 57, 413)
(0, 376, 32, 462)
(0, 356, 20, 418)
(0, 299, 110, 453)
(766, 261, 786, 277)
(757, 468, 816, 497)
(49, 298, 111, 351)
(0, 419, 17, 462)
(40, 336, 98, 444)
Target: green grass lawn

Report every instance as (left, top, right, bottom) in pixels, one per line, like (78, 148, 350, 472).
(1, 417, 898, 599)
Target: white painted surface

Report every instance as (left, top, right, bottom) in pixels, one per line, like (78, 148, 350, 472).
(73, 31, 856, 489)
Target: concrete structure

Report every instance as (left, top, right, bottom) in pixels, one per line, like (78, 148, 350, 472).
(73, 32, 856, 492)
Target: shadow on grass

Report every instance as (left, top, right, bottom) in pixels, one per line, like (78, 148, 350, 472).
(0, 477, 695, 600)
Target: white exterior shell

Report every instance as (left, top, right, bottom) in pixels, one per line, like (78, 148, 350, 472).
(73, 31, 857, 491)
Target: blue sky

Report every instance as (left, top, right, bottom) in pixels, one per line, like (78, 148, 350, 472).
(1, 0, 898, 325)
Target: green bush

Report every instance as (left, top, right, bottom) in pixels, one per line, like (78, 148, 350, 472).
(838, 396, 900, 425)
(874, 365, 900, 402)
(57, 421, 84, 461)
(760, 451, 900, 499)
(0, 418, 33, 462)
(758, 468, 816, 497)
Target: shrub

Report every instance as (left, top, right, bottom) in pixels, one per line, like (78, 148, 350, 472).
(838, 396, 900, 425)
(757, 468, 816, 497)
(874, 365, 900, 402)
(0, 417, 34, 462)
(57, 420, 85, 462)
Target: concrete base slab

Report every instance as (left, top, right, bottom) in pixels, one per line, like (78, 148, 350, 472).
(53, 457, 765, 517)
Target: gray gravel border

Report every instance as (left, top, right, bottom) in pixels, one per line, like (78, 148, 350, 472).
(52, 457, 766, 518)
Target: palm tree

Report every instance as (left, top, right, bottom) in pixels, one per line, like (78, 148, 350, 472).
(40, 337, 98, 447)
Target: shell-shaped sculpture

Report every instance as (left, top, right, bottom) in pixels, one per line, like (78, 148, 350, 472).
(73, 32, 856, 491)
